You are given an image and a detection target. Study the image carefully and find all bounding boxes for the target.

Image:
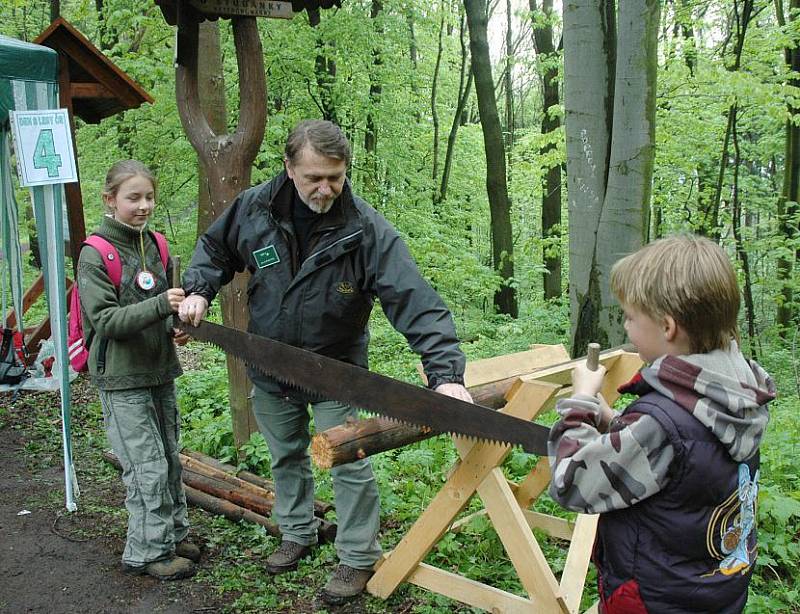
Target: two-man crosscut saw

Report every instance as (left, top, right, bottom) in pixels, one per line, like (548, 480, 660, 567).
(177, 320, 560, 455)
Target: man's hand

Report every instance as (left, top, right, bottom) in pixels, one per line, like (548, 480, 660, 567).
(166, 288, 186, 313)
(178, 294, 209, 327)
(571, 361, 607, 397)
(434, 382, 473, 403)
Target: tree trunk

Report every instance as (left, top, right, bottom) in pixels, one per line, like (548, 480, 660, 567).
(530, 0, 562, 299)
(50, 0, 59, 22)
(595, 0, 660, 344)
(729, 105, 758, 358)
(565, 0, 659, 356)
(175, 16, 266, 449)
(364, 0, 383, 194)
(777, 0, 800, 334)
(464, 0, 518, 317)
(439, 9, 472, 203)
(707, 0, 754, 241)
(196, 20, 228, 237)
(431, 9, 445, 195)
(314, 35, 338, 124)
(564, 0, 615, 356)
(504, 0, 514, 153)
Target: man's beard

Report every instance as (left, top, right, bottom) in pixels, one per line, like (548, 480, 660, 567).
(303, 194, 335, 214)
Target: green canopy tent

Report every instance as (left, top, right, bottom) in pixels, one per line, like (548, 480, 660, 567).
(0, 34, 77, 511)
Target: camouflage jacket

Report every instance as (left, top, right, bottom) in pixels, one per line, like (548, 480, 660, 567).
(548, 341, 774, 514)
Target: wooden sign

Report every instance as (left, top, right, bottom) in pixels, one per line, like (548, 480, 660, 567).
(187, 0, 294, 19)
(9, 109, 78, 187)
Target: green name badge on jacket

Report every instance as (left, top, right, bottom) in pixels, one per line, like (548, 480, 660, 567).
(253, 245, 280, 268)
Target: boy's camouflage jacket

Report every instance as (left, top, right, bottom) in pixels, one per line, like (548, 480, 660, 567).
(548, 340, 774, 514)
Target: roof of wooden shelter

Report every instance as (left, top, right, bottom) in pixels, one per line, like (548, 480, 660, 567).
(34, 17, 153, 124)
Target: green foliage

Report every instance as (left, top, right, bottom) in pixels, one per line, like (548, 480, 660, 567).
(2, 0, 799, 610)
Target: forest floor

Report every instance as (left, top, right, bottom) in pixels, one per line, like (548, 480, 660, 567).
(0, 374, 395, 614)
(0, 381, 232, 614)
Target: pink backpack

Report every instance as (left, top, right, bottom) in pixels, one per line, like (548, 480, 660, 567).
(68, 232, 169, 372)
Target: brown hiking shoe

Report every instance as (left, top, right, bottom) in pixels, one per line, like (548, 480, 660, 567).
(320, 564, 374, 605)
(123, 556, 196, 581)
(265, 540, 314, 575)
(175, 538, 201, 563)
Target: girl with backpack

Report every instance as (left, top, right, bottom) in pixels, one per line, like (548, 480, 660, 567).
(77, 160, 199, 580)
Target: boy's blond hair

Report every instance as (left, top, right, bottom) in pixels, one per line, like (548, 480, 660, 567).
(610, 235, 740, 354)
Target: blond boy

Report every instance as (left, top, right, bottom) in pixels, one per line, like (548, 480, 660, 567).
(548, 235, 774, 613)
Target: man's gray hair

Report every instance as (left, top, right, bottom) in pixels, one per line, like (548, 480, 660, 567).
(285, 119, 352, 166)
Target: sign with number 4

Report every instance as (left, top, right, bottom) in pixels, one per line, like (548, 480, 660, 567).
(9, 109, 78, 187)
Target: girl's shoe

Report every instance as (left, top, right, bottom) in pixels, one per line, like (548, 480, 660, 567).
(123, 555, 196, 581)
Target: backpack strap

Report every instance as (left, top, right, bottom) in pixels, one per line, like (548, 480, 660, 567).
(83, 235, 122, 288)
(83, 232, 169, 288)
(149, 230, 170, 272)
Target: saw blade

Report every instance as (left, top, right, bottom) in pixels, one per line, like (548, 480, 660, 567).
(178, 320, 552, 455)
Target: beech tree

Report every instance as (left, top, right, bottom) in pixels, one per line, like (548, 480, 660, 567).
(464, 0, 518, 317)
(564, 0, 660, 355)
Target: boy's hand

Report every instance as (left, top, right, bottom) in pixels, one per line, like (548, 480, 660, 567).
(178, 294, 209, 326)
(166, 288, 186, 312)
(596, 393, 614, 431)
(571, 361, 607, 397)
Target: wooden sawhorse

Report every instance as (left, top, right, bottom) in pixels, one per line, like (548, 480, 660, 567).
(367, 345, 642, 613)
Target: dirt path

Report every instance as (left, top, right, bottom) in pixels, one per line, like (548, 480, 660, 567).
(0, 390, 229, 614)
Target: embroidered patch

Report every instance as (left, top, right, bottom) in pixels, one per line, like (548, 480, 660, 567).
(703, 463, 759, 578)
(253, 245, 280, 268)
(337, 281, 355, 294)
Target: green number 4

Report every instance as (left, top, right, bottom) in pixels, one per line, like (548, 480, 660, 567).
(33, 129, 62, 178)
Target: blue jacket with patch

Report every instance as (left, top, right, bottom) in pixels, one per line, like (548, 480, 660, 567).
(596, 388, 759, 613)
(182, 172, 466, 393)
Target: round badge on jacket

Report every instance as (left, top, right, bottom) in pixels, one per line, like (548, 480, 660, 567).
(136, 270, 156, 291)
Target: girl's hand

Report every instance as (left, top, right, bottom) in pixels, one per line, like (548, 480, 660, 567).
(173, 328, 191, 346)
(571, 361, 607, 397)
(166, 288, 186, 312)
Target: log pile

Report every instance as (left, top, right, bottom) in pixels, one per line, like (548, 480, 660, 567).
(102, 448, 336, 543)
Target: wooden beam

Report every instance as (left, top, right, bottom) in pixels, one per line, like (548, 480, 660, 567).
(4, 274, 45, 330)
(560, 514, 599, 613)
(514, 456, 551, 508)
(57, 53, 86, 275)
(522, 510, 574, 541)
(70, 82, 115, 99)
(405, 560, 537, 613)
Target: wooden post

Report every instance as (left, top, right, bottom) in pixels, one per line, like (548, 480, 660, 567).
(175, 15, 266, 449)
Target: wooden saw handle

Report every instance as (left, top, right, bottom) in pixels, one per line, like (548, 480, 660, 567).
(587, 342, 600, 371)
(171, 255, 181, 289)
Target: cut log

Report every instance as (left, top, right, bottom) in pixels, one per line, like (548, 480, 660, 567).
(180, 454, 276, 505)
(181, 447, 333, 516)
(181, 468, 273, 516)
(312, 416, 431, 469)
(309, 375, 523, 469)
(183, 485, 281, 537)
(102, 450, 337, 543)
